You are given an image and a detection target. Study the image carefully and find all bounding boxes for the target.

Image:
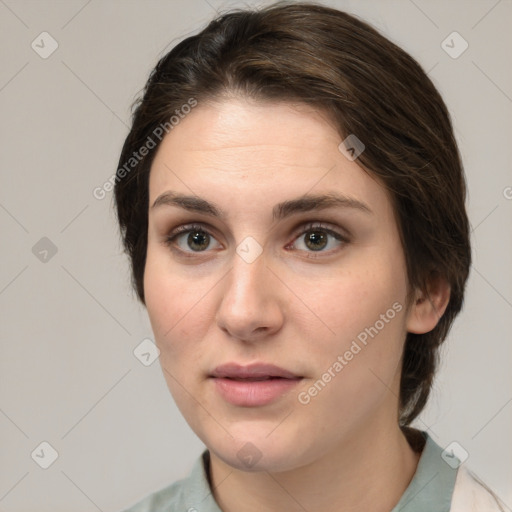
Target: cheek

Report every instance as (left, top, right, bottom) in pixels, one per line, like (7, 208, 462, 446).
(143, 260, 206, 417)
(144, 249, 195, 355)
(303, 255, 408, 347)
(297, 253, 409, 399)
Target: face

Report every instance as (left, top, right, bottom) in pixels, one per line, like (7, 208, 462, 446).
(144, 97, 415, 473)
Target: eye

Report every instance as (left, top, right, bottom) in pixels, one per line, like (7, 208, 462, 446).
(164, 222, 348, 258)
(288, 222, 348, 256)
(165, 224, 221, 254)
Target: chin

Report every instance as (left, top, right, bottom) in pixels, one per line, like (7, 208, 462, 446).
(202, 423, 316, 473)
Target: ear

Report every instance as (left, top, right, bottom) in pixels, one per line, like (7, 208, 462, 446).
(406, 273, 451, 334)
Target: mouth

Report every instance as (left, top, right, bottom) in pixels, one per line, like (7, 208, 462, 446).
(209, 362, 301, 380)
(209, 362, 303, 407)
(220, 376, 290, 381)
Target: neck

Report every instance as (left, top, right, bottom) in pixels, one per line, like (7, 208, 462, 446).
(209, 422, 423, 512)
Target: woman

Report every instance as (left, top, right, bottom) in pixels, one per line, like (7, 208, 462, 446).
(114, 2, 505, 510)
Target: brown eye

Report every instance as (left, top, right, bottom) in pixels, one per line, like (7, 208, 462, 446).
(165, 224, 221, 254)
(304, 230, 329, 251)
(186, 230, 211, 251)
(290, 223, 348, 256)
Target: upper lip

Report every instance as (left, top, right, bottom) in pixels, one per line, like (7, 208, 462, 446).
(210, 362, 301, 379)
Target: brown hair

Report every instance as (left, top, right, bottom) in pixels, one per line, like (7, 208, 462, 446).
(114, 1, 471, 427)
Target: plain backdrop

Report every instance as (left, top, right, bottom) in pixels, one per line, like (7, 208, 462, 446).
(1, 0, 511, 510)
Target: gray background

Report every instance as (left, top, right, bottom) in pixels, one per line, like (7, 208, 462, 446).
(0, 0, 511, 510)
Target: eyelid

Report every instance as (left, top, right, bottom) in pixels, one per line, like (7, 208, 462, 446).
(289, 221, 350, 243)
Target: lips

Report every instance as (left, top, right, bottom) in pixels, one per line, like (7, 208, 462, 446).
(210, 362, 301, 380)
(209, 362, 303, 407)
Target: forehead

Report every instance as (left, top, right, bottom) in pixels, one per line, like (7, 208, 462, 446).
(150, 99, 341, 180)
(163, 97, 339, 151)
(148, 98, 391, 218)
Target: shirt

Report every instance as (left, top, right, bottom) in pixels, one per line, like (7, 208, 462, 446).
(121, 430, 505, 511)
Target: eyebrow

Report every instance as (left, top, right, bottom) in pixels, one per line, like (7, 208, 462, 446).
(151, 191, 372, 221)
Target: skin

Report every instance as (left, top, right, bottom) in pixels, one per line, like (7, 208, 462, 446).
(144, 97, 450, 512)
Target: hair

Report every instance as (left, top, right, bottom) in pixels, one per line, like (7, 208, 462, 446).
(114, 1, 471, 427)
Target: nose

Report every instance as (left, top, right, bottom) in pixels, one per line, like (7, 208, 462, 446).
(215, 252, 284, 343)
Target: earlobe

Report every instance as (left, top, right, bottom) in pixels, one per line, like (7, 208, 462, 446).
(406, 274, 451, 334)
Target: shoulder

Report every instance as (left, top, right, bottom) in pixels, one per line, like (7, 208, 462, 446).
(120, 477, 188, 512)
(118, 450, 219, 512)
(450, 465, 507, 512)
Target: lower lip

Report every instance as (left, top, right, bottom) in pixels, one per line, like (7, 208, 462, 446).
(211, 377, 302, 407)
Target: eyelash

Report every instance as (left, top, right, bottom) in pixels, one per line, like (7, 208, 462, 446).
(164, 222, 349, 259)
